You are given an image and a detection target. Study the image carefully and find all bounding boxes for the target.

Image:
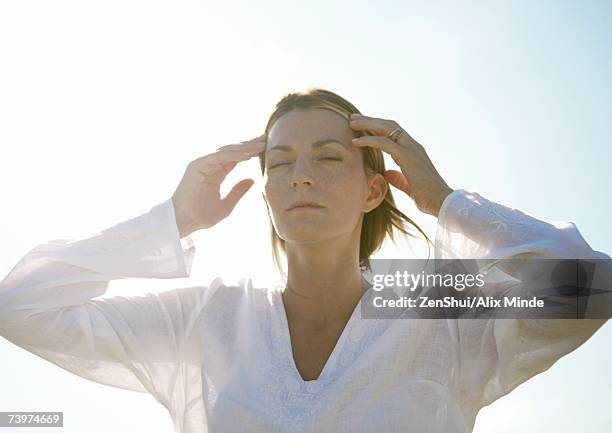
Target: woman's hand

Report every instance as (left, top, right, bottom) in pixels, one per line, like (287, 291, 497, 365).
(171, 134, 266, 237)
(348, 114, 453, 218)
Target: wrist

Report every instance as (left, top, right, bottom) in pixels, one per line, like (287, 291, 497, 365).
(172, 198, 195, 238)
(430, 185, 454, 218)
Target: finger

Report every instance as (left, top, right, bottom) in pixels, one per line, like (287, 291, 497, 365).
(215, 146, 265, 165)
(351, 136, 407, 164)
(243, 133, 266, 143)
(216, 142, 264, 152)
(216, 135, 266, 152)
(348, 114, 396, 135)
(214, 144, 266, 160)
(349, 115, 416, 145)
(221, 178, 255, 212)
(190, 147, 259, 174)
(198, 160, 238, 188)
(216, 146, 264, 159)
(384, 169, 412, 196)
(219, 160, 238, 177)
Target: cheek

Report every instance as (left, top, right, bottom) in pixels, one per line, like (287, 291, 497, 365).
(263, 178, 284, 210)
(317, 159, 366, 186)
(328, 173, 369, 213)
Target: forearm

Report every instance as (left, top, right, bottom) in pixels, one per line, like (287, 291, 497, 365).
(0, 199, 196, 324)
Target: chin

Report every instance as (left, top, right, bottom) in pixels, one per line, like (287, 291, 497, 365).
(280, 231, 327, 244)
(277, 223, 332, 241)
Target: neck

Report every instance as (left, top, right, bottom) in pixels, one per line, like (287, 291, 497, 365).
(282, 231, 365, 327)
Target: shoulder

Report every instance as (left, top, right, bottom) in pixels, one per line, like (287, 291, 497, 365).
(191, 277, 279, 341)
(203, 276, 278, 313)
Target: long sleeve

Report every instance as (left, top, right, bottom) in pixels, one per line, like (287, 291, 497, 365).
(434, 190, 610, 420)
(0, 199, 202, 410)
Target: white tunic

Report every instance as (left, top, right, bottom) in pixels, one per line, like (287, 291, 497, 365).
(0, 189, 608, 433)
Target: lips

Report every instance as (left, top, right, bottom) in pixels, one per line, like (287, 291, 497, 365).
(286, 201, 324, 211)
(288, 205, 323, 211)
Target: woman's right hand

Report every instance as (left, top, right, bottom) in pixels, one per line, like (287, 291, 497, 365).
(171, 134, 266, 238)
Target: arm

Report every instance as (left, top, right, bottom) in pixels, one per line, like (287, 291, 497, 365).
(0, 134, 265, 413)
(435, 190, 609, 415)
(0, 199, 209, 410)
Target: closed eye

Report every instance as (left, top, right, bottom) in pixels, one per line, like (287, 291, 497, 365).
(268, 157, 342, 169)
(268, 162, 289, 169)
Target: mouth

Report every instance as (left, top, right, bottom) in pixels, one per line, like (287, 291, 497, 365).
(286, 202, 325, 211)
(287, 205, 324, 212)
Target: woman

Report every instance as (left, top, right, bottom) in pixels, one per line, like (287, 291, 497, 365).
(0, 88, 608, 433)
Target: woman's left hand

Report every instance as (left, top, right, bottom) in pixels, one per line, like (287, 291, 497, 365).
(348, 113, 454, 218)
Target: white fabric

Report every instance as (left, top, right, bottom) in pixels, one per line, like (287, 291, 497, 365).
(0, 189, 608, 433)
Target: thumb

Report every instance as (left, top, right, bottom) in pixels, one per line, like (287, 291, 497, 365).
(221, 178, 255, 211)
(384, 170, 412, 196)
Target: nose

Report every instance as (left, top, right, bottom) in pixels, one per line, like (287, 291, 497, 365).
(290, 159, 315, 188)
(291, 173, 313, 188)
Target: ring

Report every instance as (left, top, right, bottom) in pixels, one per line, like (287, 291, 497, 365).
(387, 126, 404, 143)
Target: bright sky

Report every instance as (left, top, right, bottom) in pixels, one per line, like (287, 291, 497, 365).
(1, 1, 610, 432)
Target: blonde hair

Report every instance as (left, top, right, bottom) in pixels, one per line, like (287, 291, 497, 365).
(259, 88, 433, 281)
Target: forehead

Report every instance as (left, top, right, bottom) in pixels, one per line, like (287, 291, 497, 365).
(267, 108, 352, 148)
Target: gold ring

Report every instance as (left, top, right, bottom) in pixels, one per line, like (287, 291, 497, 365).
(387, 126, 404, 142)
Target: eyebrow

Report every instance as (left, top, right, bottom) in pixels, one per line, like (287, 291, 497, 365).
(266, 138, 348, 154)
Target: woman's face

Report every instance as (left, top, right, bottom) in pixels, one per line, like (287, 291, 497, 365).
(262, 108, 386, 244)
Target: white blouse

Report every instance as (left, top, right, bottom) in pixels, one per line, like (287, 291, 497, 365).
(0, 189, 609, 433)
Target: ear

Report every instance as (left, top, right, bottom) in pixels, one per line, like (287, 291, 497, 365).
(363, 173, 388, 213)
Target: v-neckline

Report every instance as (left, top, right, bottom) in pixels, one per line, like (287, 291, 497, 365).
(274, 284, 370, 384)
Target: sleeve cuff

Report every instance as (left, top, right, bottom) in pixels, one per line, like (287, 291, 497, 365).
(433, 189, 608, 261)
(28, 199, 199, 279)
(437, 189, 467, 225)
(149, 198, 197, 278)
